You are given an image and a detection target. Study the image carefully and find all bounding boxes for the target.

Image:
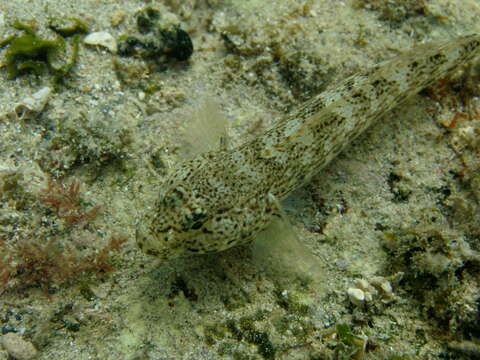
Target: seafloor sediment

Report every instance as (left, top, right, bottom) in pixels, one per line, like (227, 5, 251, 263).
(1, 1, 480, 359)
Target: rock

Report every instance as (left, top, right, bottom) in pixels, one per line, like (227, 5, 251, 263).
(0, 333, 37, 360)
(84, 31, 117, 53)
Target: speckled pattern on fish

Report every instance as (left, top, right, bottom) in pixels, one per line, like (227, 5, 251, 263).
(136, 35, 480, 259)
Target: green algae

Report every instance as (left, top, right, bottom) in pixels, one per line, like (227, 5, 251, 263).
(136, 7, 160, 34)
(39, 111, 133, 177)
(3, 19, 81, 85)
(273, 288, 311, 316)
(5, 33, 64, 79)
(49, 17, 89, 37)
(204, 314, 276, 359)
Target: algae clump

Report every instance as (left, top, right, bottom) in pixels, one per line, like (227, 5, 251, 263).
(3, 19, 81, 83)
(49, 17, 89, 37)
(5, 34, 64, 79)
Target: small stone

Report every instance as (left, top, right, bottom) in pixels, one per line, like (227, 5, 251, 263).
(380, 280, 392, 294)
(370, 277, 393, 297)
(111, 10, 126, 27)
(354, 279, 370, 291)
(347, 287, 365, 306)
(0, 333, 37, 360)
(84, 31, 117, 53)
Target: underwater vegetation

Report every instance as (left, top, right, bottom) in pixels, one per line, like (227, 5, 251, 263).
(118, 7, 193, 63)
(112, 6, 193, 92)
(2, 19, 86, 83)
(0, 18, 132, 295)
(39, 110, 133, 177)
(0, 173, 126, 294)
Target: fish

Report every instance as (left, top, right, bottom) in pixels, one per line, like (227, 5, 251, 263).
(136, 34, 480, 260)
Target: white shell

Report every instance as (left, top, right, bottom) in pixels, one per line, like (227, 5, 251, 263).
(0, 86, 52, 121)
(15, 86, 52, 121)
(84, 31, 117, 53)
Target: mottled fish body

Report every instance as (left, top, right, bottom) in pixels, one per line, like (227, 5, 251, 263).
(136, 35, 480, 259)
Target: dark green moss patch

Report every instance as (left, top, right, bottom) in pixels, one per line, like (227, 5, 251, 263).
(252, 331, 275, 359)
(279, 49, 335, 101)
(274, 289, 311, 316)
(272, 315, 314, 343)
(169, 275, 198, 302)
(383, 222, 480, 338)
(387, 171, 411, 202)
(217, 342, 234, 356)
(236, 317, 276, 359)
(204, 324, 226, 345)
(136, 7, 160, 34)
(39, 111, 132, 177)
(117, 7, 193, 65)
(205, 316, 276, 359)
(353, 0, 429, 27)
(226, 319, 243, 341)
(78, 280, 97, 301)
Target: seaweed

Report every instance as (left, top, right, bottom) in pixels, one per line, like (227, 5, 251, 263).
(0, 233, 126, 295)
(334, 323, 367, 359)
(49, 17, 89, 37)
(3, 19, 81, 84)
(5, 33, 64, 79)
(38, 176, 101, 226)
(0, 173, 126, 294)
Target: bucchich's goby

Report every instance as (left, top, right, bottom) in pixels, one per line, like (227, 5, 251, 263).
(136, 35, 480, 260)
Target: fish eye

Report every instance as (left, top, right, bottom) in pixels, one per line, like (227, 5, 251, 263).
(191, 220, 204, 230)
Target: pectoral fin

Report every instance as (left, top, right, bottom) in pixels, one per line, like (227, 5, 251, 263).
(252, 194, 323, 285)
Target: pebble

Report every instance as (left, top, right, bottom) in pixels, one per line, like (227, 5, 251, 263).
(347, 276, 395, 307)
(84, 31, 118, 53)
(347, 287, 365, 306)
(0, 333, 37, 360)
